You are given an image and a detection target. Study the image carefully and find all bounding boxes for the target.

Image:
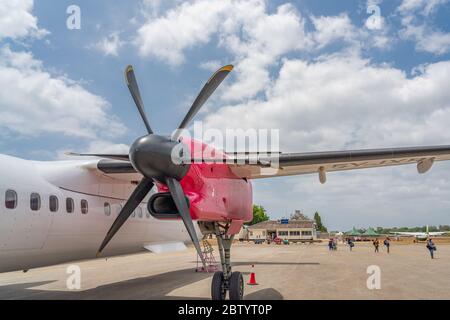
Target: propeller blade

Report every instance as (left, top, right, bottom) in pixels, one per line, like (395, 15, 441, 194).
(166, 177, 206, 269)
(97, 177, 154, 255)
(172, 65, 233, 140)
(65, 152, 130, 161)
(125, 65, 153, 134)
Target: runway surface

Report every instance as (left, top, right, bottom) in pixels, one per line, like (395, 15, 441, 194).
(0, 242, 449, 299)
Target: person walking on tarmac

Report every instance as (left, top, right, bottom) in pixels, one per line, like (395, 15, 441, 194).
(383, 237, 390, 253)
(348, 238, 355, 251)
(328, 239, 333, 251)
(373, 238, 380, 253)
(426, 238, 437, 259)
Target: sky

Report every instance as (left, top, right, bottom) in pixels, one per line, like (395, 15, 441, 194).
(1, 0, 450, 230)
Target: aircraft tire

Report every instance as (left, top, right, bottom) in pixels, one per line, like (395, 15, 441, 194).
(211, 271, 226, 300)
(229, 271, 244, 300)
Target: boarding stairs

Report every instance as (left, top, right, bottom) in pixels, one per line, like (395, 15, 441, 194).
(195, 238, 219, 272)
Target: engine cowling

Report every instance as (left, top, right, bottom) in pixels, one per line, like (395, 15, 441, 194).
(148, 192, 182, 219)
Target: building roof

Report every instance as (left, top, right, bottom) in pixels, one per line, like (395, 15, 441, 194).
(247, 219, 315, 230)
(345, 227, 361, 236)
(362, 227, 380, 236)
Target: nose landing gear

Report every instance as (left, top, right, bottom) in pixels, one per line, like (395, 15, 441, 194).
(199, 221, 244, 300)
(211, 270, 244, 300)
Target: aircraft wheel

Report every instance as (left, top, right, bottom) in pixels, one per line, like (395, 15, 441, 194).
(229, 271, 244, 300)
(211, 271, 226, 300)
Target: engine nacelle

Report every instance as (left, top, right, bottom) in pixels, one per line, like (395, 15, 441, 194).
(148, 192, 182, 219)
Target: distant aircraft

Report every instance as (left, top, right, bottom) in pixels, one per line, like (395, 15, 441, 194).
(3, 64, 450, 300)
(390, 226, 448, 241)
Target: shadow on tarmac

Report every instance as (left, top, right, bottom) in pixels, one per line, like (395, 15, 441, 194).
(0, 268, 284, 300)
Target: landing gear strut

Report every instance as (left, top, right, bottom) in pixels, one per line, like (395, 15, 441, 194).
(199, 222, 244, 300)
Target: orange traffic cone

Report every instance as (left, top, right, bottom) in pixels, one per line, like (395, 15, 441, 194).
(247, 264, 258, 285)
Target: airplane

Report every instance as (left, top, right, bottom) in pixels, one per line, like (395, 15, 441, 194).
(2, 64, 450, 300)
(390, 225, 448, 241)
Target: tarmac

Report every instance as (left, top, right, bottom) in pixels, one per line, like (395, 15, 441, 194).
(0, 241, 449, 299)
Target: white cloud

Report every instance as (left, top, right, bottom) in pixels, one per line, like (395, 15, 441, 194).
(220, 2, 311, 101)
(312, 12, 390, 50)
(0, 46, 126, 139)
(398, 0, 448, 16)
(135, 0, 230, 66)
(200, 52, 450, 229)
(199, 60, 222, 72)
(84, 140, 129, 154)
(0, 0, 48, 40)
(92, 32, 124, 56)
(135, 1, 394, 101)
(204, 53, 450, 151)
(136, 0, 310, 100)
(398, 0, 450, 54)
(400, 21, 450, 55)
(311, 14, 357, 49)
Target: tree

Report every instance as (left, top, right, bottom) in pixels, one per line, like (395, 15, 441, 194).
(313, 211, 328, 232)
(249, 205, 270, 225)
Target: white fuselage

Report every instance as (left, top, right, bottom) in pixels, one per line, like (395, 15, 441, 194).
(0, 154, 194, 273)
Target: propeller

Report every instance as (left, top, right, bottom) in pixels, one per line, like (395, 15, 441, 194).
(172, 65, 233, 140)
(125, 65, 153, 134)
(97, 177, 154, 256)
(95, 64, 233, 269)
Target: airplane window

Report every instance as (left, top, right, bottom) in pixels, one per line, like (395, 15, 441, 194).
(132, 210, 136, 218)
(5, 189, 17, 209)
(116, 204, 122, 215)
(66, 198, 74, 213)
(49, 195, 58, 212)
(104, 202, 111, 216)
(146, 208, 151, 219)
(30, 193, 41, 211)
(137, 207, 143, 218)
(81, 199, 88, 214)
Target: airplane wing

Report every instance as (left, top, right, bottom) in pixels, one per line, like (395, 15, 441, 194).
(390, 231, 448, 236)
(428, 232, 449, 236)
(222, 145, 450, 181)
(390, 232, 422, 236)
(74, 145, 450, 182)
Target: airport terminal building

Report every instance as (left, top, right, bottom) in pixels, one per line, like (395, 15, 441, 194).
(246, 219, 317, 243)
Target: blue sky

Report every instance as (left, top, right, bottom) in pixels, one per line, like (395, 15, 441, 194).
(2, 0, 450, 230)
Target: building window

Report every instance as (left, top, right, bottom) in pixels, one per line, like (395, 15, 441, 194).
(302, 230, 312, 236)
(249, 231, 253, 236)
(136, 207, 143, 218)
(5, 189, 17, 209)
(81, 199, 88, 214)
(290, 231, 300, 236)
(49, 195, 59, 212)
(66, 197, 74, 213)
(278, 231, 288, 236)
(30, 193, 41, 211)
(104, 202, 111, 216)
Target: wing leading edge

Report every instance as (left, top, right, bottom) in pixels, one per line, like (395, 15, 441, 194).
(225, 145, 450, 181)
